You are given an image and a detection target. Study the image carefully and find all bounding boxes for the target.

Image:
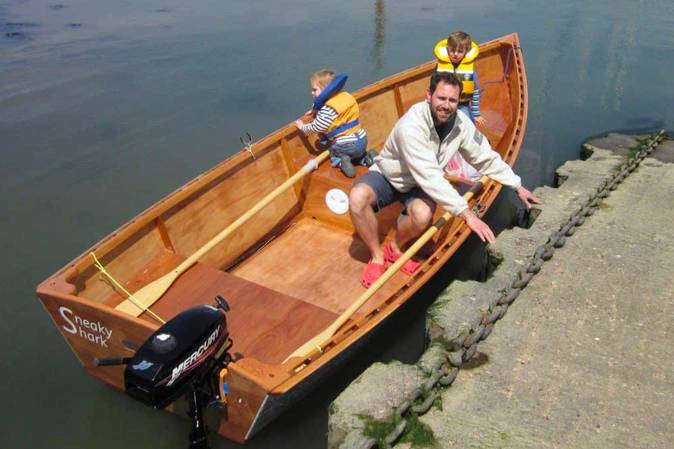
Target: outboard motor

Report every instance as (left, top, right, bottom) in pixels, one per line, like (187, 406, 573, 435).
(96, 296, 233, 449)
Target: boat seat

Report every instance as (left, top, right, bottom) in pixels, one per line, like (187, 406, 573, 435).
(138, 259, 339, 365)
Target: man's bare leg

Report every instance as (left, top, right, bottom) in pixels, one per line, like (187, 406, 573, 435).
(390, 199, 434, 254)
(349, 184, 385, 263)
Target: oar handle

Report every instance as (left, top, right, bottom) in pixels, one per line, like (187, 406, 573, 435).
(445, 174, 476, 187)
(284, 176, 489, 363)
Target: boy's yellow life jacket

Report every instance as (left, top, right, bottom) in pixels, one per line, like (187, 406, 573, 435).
(324, 91, 362, 140)
(434, 40, 480, 101)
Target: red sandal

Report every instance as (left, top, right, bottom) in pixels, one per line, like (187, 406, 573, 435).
(383, 242, 421, 275)
(361, 260, 387, 288)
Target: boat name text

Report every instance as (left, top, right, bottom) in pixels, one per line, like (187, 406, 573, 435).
(59, 306, 113, 348)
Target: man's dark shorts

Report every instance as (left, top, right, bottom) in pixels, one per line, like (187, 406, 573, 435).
(354, 170, 437, 214)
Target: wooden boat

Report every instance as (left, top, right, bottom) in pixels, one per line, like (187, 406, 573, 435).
(36, 33, 527, 443)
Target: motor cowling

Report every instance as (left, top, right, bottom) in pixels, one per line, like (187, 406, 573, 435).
(124, 305, 228, 409)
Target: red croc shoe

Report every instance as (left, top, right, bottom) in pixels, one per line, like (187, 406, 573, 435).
(361, 260, 387, 288)
(383, 242, 421, 275)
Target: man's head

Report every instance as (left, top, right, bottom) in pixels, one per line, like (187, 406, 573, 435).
(426, 71, 463, 123)
(309, 69, 335, 99)
(446, 31, 472, 65)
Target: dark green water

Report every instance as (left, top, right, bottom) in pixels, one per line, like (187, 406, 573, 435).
(2, 1, 673, 447)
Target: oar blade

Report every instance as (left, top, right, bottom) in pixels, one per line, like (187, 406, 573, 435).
(115, 272, 178, 317)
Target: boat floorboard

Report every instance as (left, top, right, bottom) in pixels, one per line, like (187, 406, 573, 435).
(230, 217, 407, 318)
(136, 257, 339, 365)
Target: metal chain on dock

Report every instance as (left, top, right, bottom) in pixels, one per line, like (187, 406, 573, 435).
(363, 130, 667, 449)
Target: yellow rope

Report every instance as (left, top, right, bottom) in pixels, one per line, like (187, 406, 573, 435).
(90, 252, 166, 324)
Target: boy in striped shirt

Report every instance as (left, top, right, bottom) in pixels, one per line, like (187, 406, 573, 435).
(295, 70, 371, 178)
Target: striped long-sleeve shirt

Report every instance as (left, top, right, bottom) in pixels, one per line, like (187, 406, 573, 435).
(300, 105, 367, 144)
(470, 71, 481, 117)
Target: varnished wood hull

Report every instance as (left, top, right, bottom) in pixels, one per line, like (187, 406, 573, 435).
(36, 33, 528, 443)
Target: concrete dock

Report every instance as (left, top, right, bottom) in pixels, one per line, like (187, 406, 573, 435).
(328, 133, 674, 449)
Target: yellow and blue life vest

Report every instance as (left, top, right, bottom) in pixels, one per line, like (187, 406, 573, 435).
(434, 40, 480, 101)
(323, 91, 362, 140)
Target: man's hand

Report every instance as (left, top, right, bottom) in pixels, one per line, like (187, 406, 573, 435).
(516, 186, 543, 209)
(474, 116, 487, 127)
(459, 209, 495, 243)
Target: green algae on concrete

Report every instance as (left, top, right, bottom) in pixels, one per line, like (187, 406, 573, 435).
(328, 361, 426, 449)
(359, 414, 400, 445)
(360, 413, 436, 448)
(399, 414, 436, 447)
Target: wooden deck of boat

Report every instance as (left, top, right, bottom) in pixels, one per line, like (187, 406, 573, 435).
(231, 217, 406, 318)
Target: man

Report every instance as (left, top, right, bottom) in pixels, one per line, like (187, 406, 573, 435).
(349, 71, 541, 287)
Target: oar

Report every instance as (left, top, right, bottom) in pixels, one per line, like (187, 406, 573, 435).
(284, 176, 489, 363)
(445, 174, 476, 187)
(116, 150, 331, 316)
